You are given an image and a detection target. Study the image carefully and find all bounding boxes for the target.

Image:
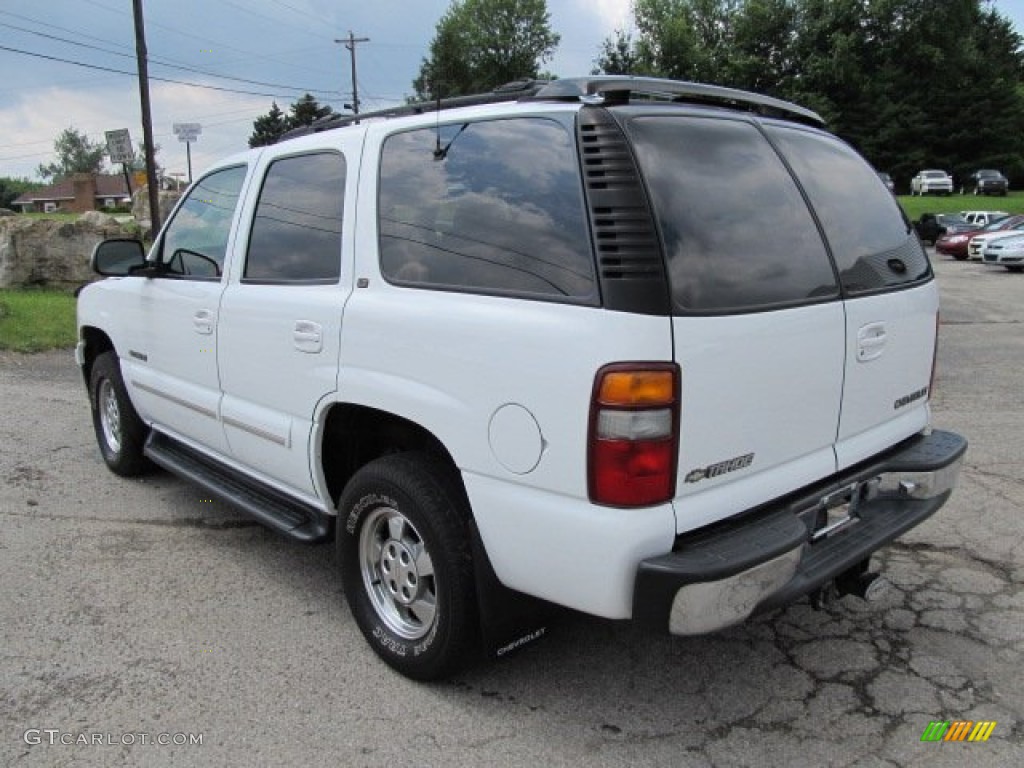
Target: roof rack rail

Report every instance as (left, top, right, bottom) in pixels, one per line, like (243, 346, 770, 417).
(525, 76, 824, 126)
(277, 79, 550, 142)
(275, 75, 822, 143)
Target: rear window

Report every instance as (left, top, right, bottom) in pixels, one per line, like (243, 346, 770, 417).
(624, 115, 839, 313)
(766, 125, 931, 294)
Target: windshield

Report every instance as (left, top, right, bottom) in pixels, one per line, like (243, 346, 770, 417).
(983, 216, 1020, 231)
(924, 171, 947, 178)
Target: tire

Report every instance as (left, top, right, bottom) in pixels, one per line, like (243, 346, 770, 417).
(954, 253, 969, 261)
(1007, 266, 1023, 273)
(337, 453, 478, 680)
(89, 351, 151, 476)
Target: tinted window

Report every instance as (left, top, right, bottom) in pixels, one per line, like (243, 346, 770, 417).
(767, 125, 931, 294)
(625, 116, 838, 313)
(161, 165, 247, 278)
(245, 152, 345, 282)
(378, 118, 596, 300)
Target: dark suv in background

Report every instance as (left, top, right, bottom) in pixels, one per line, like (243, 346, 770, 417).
(968, 169, 1008, 196)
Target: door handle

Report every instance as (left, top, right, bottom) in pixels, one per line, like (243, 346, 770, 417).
(856, 323, 887, 362)
(193, 309, 214, 335)
(293, 321, 323, 353)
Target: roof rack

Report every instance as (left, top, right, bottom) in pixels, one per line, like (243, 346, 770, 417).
(276, 75, 823, 143)
(527, 77, 824, 126)
(278, 79, 549, 141)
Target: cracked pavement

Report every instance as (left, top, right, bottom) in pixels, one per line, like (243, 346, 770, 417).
(1, 256, 1022, 767)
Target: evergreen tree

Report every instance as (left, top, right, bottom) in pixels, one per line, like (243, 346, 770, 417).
(248, 96, 336, 149)
(248, 102, 288, 148)
(287, 94, 335, 128)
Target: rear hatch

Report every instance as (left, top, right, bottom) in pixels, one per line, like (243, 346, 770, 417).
(620, 109, 934, 534)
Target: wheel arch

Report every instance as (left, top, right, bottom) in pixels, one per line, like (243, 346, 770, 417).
(317, 402, 467, 511)
(79, 326, 116, 388)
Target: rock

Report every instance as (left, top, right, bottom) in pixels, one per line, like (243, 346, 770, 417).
(131, 185, 181, 229)
(0, 215, 134, 289)
(78, 210, 119, 227)
(0, 208, 16, 217)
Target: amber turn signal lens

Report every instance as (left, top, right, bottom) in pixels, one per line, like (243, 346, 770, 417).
(598, 370, 676, 406)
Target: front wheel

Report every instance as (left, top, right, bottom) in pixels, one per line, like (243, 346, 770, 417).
(337, 453, 478, 680)
(89, 351, 151, 476)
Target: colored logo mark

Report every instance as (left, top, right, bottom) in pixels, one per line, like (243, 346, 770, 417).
(920, 720, 997, 742)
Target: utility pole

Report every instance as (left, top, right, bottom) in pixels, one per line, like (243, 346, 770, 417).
(334, 31, 369, 114)
(132, 0, 161, 233)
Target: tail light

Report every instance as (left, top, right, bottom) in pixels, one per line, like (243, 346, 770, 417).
(588, 363, 680, 507)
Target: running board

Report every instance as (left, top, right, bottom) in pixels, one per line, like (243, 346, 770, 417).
(144, 431, 331, 543)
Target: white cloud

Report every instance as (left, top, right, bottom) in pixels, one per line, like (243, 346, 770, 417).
(580, 0, 633, 32)
(0, 81, 268, 182)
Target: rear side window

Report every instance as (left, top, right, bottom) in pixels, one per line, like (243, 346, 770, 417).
(378, 118, 596, 301)
(624, 116, 839, 313)
(244, 152, 345, 283)
(766, 125, 930, 294)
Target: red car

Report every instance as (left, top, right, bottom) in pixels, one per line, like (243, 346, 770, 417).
(936, 214, 1024, 260)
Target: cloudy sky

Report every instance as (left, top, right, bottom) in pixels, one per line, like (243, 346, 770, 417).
(1, 0, 1022, 185)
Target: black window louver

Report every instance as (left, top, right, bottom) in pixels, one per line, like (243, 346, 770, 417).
(577, 108, 670, 315)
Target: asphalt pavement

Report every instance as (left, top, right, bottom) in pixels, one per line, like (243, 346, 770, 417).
(1, 255, 1021, 767)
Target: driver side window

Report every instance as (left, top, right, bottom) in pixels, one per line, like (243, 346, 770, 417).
(160, 165, 247, 279)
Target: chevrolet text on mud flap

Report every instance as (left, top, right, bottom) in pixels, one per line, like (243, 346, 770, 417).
(76, 76, 966, 680)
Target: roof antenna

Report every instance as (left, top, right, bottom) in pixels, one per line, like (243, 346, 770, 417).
(433, 78, 444, 160)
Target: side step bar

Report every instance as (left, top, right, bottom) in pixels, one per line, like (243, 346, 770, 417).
(144, 431, 331, 543)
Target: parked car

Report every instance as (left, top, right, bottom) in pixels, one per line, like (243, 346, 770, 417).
(968, 169, 1008, 197)
(911, 169, 954, 196)
(877, 172, 895, 193)
(914, 212, 972, 245)
(76, 76, 966, 680)
(968, 220, 1024, 259)
(937, 214, 1024, 260)
(981, 233, 1024, 271)
(959, 210, 1008, 227)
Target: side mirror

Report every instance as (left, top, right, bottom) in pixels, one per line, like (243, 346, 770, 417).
(91, 239, 147, 276)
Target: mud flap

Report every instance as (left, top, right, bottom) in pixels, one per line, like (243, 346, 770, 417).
(469, 520, 553, 659)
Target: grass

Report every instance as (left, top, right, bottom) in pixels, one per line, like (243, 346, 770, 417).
(0, 288, 77, 352)
(897, 190, 1024, 221)
(17, 212, 81, 222)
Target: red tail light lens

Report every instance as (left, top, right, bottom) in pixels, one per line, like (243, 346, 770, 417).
(588, 363, 680, 507)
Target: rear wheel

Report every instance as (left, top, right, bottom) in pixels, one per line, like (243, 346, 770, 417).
(1007, 266, 1023, 273)
(89, 351, 151, 476)
(337, 453, 477, 680)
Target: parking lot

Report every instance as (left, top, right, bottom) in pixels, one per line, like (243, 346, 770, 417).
(1, 255, 1022, 767)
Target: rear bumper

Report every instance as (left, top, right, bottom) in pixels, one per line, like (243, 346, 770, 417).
(632, 429, 967, 634)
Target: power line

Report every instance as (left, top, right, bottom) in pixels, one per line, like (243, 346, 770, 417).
(0, 21, 340, 95)
(0, 43, 327, 99)
(80, 0, 339, 79)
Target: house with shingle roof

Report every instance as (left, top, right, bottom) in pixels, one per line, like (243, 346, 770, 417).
(11, 173, 131, 213)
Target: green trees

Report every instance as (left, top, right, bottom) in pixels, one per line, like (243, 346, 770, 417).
(594, 0, 1024, 188)
(36, 127, 106, 181)
(0, 177, 34, 210)
(248, 95, 337, 148)
(412, 0, 560, 100)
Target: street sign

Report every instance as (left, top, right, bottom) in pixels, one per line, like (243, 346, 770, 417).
(172, 122, 202, 143)
(105, 129, 134, 164)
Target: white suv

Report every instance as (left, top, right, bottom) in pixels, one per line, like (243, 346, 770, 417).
(77, 77, 966, 680)
(911, 169, 954, 196)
